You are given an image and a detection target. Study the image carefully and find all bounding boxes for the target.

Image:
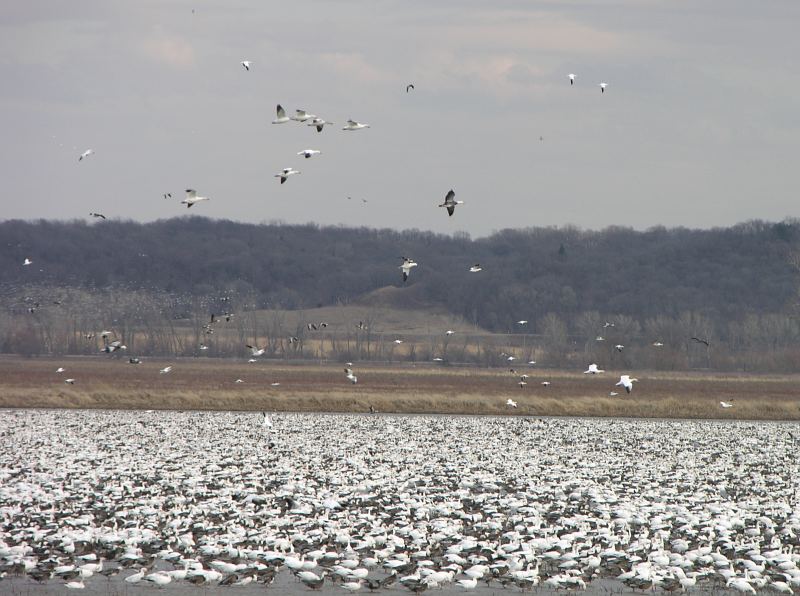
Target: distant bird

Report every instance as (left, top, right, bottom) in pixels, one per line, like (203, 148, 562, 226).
(406, 83, 415, 92)
(599, 82, 608, 93)
(275, 167, 300, 184)
(56, 367, 65, 373)
(438, 189, 463, 217)
(469, 264, 482, 273)
(262, 412, 273, 427)
(652, 341, 664, 347)
(596, 336, 605, 341)
(235, 379, 244, 383)
(272, 104, 290, 124)
(528, 360, 536, 365)
(78, 149, 94, 161)
(609, 391, 619, 396)
(159, 366, 172, 374)
(199, 343, 208, 350)
(393, 339, 403, 344)
(541, 381, 551, 387)
(101, 340, 126, 354)
(128, 358, 141, 364)
(270, 382, 280, 386)
(307, 118, 333, 132)
(584, 363, 604, 374)
(445, 330, 455, 335)
(163, 192, 172, 199)
(240, 60, 252, 71)
(64, 378, 76, 384)
(616, 374, 638, 394)
(345, 368, 358, 384)
(247, 358, 257, 363)
(691, 337, 710, 347)
(182, 189, 210, 208)
(400, 257, 418, 282)
(720, 401, 734, 408)
(356, 322, 366, 330)
(247, 344, 265, 357)
(89, 212, 106, 219)
(506, 399, 518, 408)
(297, 149, 321, 159)
(615, 344, 625, 352)
(288, 336, 299, 344)
(603, 321, 615, 328)
(291, 109, 316, 122)
(342, 119, 370, 131)
(518, 381, 527, 388)
(517, 320, 528, 325)
(568, 73, 576, 85)
(23, 258, 32, 266)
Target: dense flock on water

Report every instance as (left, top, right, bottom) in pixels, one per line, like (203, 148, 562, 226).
(0, 410, 799, 594)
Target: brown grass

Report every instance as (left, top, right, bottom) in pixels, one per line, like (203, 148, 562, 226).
(0, 356, 798, 420)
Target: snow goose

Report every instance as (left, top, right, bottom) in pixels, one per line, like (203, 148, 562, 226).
(307, 118, 332, 132)
(615, 375, 638, 393)
(241, 60, 252, 71)
(400, 257, 418, 282)
(182, 189, 210, 208)
(23, 258, 33, 266)
(599, 82, 608, 93)
(584, 363, 604, 374)
(159, 366, 172, 374)
(298, 149, 321, 158)
(291, 109, 316, 122)
(275, 167, 300, 184)
(568, 73, 576, 85)
(345, 368, 358, 384)
(720, 401, 734, 408)
(438, 189, 463, 217)
(469, 264, 482, 273)
(342, 119, 370, 131)
(78, 149, 94, 161)
(272, 104, 290, 124)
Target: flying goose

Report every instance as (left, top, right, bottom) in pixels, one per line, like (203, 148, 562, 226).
(23, 258, 33, 266)
(615, 344, 625, 352)
(720, 401, 734, 408)
(272, 104, 290, 124)
(599, 82, 608, 93)
(64, 378, 76, 384)
(247, 344, 265, 357)
(506, 399, 518, 408)
(182, 189, 210, 208)
(568, 73, 576, 85)
(89, 212, 106, 219)
(438, 189, 463, 216)
(691, 337, 710, 347)
(241, 60, 252, 71)
(342, 119, 370, 131)
(406, 83, 414, 92)
(584, 363, 604, 374)
(615, 374, 638, 393)
(159, 366, 172, 374)
(307, 118, 332, 132)
(469, 264, 482, 273)
(78, 149, 94, 161)
(400, 257, 418, 282)
(298, 149, 321, 158)
(275, 167, 300, 184)
(291, 109, 315, 122)
(345, 368, 358, 384)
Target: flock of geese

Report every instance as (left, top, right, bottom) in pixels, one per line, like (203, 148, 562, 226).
(0, 410, 797, 594)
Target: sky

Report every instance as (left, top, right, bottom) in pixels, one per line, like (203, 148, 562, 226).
(2, 0, 800, 237)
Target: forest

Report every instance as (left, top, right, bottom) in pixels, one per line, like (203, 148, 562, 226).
(1, 216, 799, 371)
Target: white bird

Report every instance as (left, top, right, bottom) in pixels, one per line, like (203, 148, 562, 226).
(541, 381, 551, 387)
(65, 581, 85, 589)
(342, 119, 370, 131)
(720, 401, 734, 408)
(394, 339, 403, 344)
(446, 330, 455, 335)
(615, 344, 625, 352)
(599, 82, 608, 93)
(438, 189, 463, 217)
(584, 363, 604, 374)
(78, 149, 94, 161)
(609, 391, 619, 396)
(291, 109, 316, 122)
(64, 378, 76, 384)
(652, 341, 664, 347)
(272, 104, 290, 124)
(400, 257, 418, 282)
(262, 412, 273, 427)
(241, 60, 252, 71)
(270, 382, 281, 386)
(517, 320, 528, 325)
(345, 368, 358, 384)
(469, 264, 482, 273)
(307, 117, 332, 132)
(298, 149, 321, 159)
(568, 73, 576, 85)
(23, 258, 33, 266)
(457, 576, 478, 589)
(506, 399, 518, 408)
(275, 167, 300, 184)
(234, 379, 244, 384)
(615, 375, 638, 394)
(159, 366, 172, 374)
(247, 344, 265, 357)
(182, 189, 210, 208)
(56, 367, 65, 373)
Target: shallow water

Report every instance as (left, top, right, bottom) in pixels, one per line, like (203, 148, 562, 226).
(0, 410, 798, 594)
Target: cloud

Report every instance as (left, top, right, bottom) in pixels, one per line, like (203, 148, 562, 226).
(141, 35, 195, 69)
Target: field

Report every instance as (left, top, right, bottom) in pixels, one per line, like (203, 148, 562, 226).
(1, 355, 798, 420)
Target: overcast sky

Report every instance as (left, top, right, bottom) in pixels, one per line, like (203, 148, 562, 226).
(2, 0, 799, 237)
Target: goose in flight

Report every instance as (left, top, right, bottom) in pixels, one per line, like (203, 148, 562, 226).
(568, 73, 576, 85)
(584, 363, 604, 374)
(292, 109, 316, 123)
(78, 149, 94, 161)
(438, 189, 463, 216)
(89, 212, 106, 219)
(342, 119, 370, 131)
(406, 83, 414, 92)
(615, 374, 638, 393)
(691, 336, 710, 346)
(469, 264, 482, 273)
(275, 167, 300, 184)
(445, 330, 455, 335)
(128, 357, 141, 364)
(307, 117, 332, 132)
(541, 381, 551, 387)
(64, 378, 76, 384)
(247, 344, 265, 357)
(506, 398, 518, 408)
(599, 82, 608, 93)
(23, 258, 33, 266)
(56, 367, 65, 373)
(159, 366, 172, 374)
(393, 339, 403, 344)
(182, 189, 210, 208)
(609, 391, 618, 396)
(615, 344, 625, 352)
(163, 192, 172, 199)
(102, 340, 126, 353)
(652, 341, 664, 347)
(297, 149, 321, 159)
(400, 257, 417, 282)
(272, 104, 290, 124)
(517, 320, 528, 325)
(241, 60, 252, 71)
(345, 368, 358, 384)
(720, 401, 734, 408)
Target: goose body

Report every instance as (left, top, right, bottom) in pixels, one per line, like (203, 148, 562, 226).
(400, 257, 418, 282)
(272, 104, 290, 124)
(182, 189, 210, 208)
(438, 189, 463, 216)
(616, 375, 638, 393)
(342, 119, 370, 131)
(275, 168, 300, 184)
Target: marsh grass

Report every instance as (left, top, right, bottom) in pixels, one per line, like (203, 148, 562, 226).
(0, 356, 798, 420)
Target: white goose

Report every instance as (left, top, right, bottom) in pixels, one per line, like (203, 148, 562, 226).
(400, 257, 418, 282)
(615, 375, 638, 393)
(78, 149, 94, 161)
(438, 189, 463, 217)
(272, 104, 290, 124)
(342, 119, 370, 131)
(291, 109, 315, 122)
(241, 60, 252, 71)
(307, 118, 333, 132)
(345, 368, 358, 384)
(584, 363, 604, 374)
(568, 73, 576, 85)
(298, 149, 321, 159)
(182, 189, 210, 208)
(275, 167, 300, 184)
